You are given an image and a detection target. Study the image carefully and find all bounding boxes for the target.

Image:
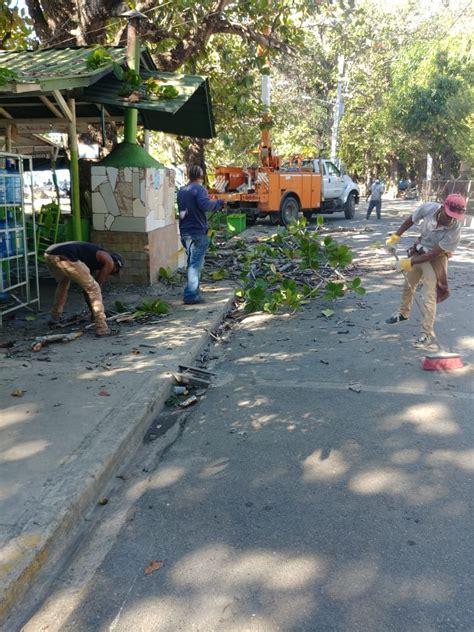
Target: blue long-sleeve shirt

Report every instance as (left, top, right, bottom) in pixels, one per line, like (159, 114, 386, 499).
(178, 182, 223, 236)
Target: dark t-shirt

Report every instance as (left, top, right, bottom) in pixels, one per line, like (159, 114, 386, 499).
(46, 242, 106, 273)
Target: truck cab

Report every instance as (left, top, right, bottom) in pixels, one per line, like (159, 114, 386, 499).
(300, 159, 360, 219)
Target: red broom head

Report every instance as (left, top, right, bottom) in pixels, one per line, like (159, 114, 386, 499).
(421, 354, 464, 371)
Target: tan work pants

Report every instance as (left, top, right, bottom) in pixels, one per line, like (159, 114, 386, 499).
(399, 261, 442, 337)
(45, 254, 108, 334)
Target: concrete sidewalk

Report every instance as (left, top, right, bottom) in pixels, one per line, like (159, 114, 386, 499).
(0, 276, 235, 625)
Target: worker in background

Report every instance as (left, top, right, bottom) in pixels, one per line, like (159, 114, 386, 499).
(178, 165, 225, 305)
(45, 241, 124, 336)
(366, 178, 385, 220)
(385, 193, 466, 347)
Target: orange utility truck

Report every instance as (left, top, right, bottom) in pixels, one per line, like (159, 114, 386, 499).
(209, 131, 360, 227)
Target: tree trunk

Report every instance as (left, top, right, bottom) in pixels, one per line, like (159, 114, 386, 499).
(388, 156, 398, 199)
(26, 0, 123, 46)
(183, 138, 207, 182)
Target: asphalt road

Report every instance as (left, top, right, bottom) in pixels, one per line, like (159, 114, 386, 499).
(19, 202, 474, 632)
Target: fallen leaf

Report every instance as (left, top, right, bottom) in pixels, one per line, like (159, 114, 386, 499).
(11, 388, 26, 397)
(25, 315, 36, 321)
(321, 309, 335, 318)
(131, 349, 141, 355)
(144, 560, 164, 575)
(98, 389, 110, 396)
(98, 497, 108, 505)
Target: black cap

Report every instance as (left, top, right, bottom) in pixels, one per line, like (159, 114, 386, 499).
(110, 252, 124, 270)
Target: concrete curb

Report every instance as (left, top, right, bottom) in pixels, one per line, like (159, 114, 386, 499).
(0, 292, 235, 627)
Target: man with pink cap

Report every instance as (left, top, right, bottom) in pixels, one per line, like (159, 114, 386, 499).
(384, 193, 467, 346)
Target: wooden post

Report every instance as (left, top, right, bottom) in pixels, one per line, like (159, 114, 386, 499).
(68, 97, 82, 240)
(5, 124, 12, 152)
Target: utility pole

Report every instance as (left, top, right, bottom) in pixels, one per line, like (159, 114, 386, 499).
(330, 55, 344, 163)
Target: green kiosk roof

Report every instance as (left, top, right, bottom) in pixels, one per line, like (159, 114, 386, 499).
(0, 47, 216, 139)
(83, 70, 216, 139)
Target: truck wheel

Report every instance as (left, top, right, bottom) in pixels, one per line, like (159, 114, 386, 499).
(344, 192, 356, 219)
(280, 196, 300, 226)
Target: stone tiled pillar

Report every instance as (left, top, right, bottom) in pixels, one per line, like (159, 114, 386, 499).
(90, 166, 181, 285)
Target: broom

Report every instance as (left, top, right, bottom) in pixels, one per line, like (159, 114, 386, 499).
(388, 247, 464, 371)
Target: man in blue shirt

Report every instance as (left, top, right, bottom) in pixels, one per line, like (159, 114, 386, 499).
(178, 165, 225, 304)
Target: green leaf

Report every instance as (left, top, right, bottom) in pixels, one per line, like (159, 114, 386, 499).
(211, 269, 228, 280)
(158, 266, 172, 281)
(113, 62, 124, 80)
(114, 300, 129, 313)
(321, 309, 335, 318)
(0, 67, 18, 86)
(135, 299, 169, 315)
(86, 47, 113, 70)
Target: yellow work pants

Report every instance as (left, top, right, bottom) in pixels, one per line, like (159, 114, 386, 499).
(399, 261, 443, 338)
(45, 254, 108, 334)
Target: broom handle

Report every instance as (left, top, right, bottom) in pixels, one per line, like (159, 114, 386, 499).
(389, 250, 426, 315)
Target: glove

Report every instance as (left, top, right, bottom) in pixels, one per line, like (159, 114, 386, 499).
(386, 234, 400, 248)
(396, 258, 412, 273)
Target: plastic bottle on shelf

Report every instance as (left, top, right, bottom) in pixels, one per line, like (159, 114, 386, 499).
(0, 169, 6, 206)
(6, 167, 22, 205)
(0, 219, 12, 258)
(14, 212, 25, 255)
(0, 261, 9, 301)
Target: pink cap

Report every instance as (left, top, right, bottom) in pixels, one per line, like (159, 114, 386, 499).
(444, 193, 466, 220)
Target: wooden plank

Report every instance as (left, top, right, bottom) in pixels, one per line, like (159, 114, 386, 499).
(53, 90, 73, 122)
(11, 83, 42, 93)
(0, 106, 13, 119)
(0, 118, 123, 131)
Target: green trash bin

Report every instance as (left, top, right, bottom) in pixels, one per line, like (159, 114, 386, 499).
(226, 213, 246, 235)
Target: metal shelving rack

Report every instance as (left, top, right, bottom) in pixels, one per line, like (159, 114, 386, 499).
(0, 151, 40, 325)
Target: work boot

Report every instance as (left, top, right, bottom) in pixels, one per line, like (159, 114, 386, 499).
(385, 312, 408, 324)
(183, 296, 206, 305)
(414, 333, 435, 348)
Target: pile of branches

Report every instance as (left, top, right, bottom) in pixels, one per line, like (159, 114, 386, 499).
(206, 218, 365, 314)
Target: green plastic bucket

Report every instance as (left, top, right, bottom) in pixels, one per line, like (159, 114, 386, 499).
(226, 213, 246, 234)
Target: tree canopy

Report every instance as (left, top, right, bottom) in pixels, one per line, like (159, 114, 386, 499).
(0, 0, 472, 180)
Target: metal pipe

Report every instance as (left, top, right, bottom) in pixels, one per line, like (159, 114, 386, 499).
(123, 11, 143, 144)
(68, 97, 82, 240)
